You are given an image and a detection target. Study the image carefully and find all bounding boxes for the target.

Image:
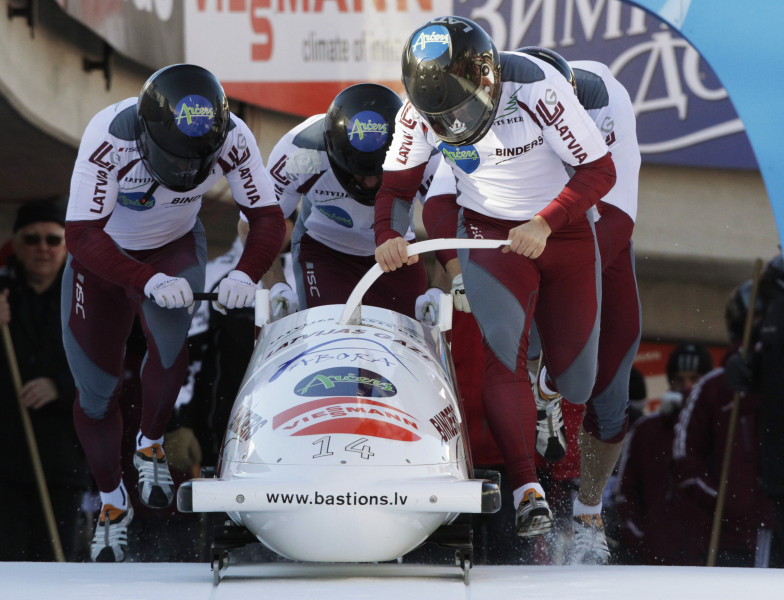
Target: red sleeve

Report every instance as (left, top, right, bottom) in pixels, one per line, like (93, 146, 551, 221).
(421, 193, 460, 268)
(538, 151, 616, 232)
(373, 164, 427, 245)
(235, 204, 286, 282)
(65, 217, 157, 292)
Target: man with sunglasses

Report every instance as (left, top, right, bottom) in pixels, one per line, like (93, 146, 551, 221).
(0, 198, 92, 561)
(62, 64, 285, 562)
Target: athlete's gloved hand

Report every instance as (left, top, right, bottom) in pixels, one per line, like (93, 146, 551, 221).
(144, 273, 194, 309)
(659, 390, 684, 415)
(214, 270, 256, 315)
(164, 427, 202, 475)
(270, 282, 299, 321)
(415, 287, 446, 326)
(724, 351, 756, 393)
(451, 274, 471, 313)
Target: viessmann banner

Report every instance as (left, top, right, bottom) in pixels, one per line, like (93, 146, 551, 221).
(54, 0, 755, 170)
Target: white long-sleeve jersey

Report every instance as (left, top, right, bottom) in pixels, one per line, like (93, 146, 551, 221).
(68, 97, 278, 250)
(570, 60, 641, 222)
(266, 113, 444, 256)
(382, 51, 610, 224)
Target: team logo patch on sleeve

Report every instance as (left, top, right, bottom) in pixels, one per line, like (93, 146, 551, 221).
(174, 95, 216, 137)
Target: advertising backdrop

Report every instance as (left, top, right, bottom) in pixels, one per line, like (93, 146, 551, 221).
(56, 0, 755, 171)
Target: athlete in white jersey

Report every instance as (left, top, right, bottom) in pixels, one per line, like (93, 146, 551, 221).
(417, 47, 641, 563)
(374, 17, 616, 539)
(62, 64, 285, 562)
(517, 48, 640, 564)
(264, 83, 443, 317)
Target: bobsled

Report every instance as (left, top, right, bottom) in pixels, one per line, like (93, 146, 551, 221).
(177, 240, 507, 583)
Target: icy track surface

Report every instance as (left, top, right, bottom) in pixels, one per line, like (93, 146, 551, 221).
(2, 562, 784, 600)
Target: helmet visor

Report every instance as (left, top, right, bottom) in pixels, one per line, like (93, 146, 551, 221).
(139, 130, 220, 192)
(419, 86, 496, 146)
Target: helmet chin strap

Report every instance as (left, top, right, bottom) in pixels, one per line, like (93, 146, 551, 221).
(140, 182, 159, 206)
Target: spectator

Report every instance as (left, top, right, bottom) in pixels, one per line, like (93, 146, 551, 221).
(62, 64, 285, 562)
(671, 278, 775, 566)
(755, 253, 784, 567)
(0, 198, 92, 561)
(627, 366, 648, 425)
(723, 253, 784, 567)
(613, 342, 713, 565)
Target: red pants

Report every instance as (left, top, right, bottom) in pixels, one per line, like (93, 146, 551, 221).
(62, 225, 206, 493)
(458, 209, 600, 490)
(585, 204, 640, 442)
(294, 233, 427, 319)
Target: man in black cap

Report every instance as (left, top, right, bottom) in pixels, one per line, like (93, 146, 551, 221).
(0, 197, 92, 561)
(613, 341, 714, 565)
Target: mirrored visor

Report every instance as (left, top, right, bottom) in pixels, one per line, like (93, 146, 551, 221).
(420, 91, 496, 145)
(142, 136, 220, 192)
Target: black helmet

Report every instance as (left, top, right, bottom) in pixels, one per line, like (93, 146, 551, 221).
(137, 64, 230, 192)
(725, 279, 764, 343)
(402, 16, 501, 146)
(323, 83, 402, 206)
(665, 342, 713, 383)
(517, 46, 577, 95)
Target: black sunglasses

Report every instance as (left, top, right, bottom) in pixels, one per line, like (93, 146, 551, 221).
(22, 233, 64, 247)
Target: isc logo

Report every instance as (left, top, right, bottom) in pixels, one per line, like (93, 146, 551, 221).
(305, 263, 320, 298)
(74, 274, 86, 319)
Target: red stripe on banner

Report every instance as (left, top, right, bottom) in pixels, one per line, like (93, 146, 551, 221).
(223, 80, 407, 117)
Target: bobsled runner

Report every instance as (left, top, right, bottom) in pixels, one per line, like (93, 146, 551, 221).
(178, 239, 507, 584)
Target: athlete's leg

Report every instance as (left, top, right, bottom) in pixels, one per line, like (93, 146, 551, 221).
(534, 218, 601, 405)
(63, 255, 136, 493)
(133, 223, 207, 441)
(579, 207, 640, 505)
(567, 208, 640, 565)
(458, 210, 540, 491)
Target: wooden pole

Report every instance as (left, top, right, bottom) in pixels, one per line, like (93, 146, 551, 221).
(706, 258, 764, 566)
(2, 324, 66, 562)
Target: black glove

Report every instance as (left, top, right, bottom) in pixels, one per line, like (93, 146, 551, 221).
(724, 352, 756, 393)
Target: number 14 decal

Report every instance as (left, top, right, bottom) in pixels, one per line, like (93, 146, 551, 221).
(312, 436, 375, 460)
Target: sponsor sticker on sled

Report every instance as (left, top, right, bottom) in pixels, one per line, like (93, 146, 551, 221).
(295, 367, 397, 398)
(273, 397, 419, 441)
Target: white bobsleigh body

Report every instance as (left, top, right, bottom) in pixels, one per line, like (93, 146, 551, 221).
(177, 240, 503, 563)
